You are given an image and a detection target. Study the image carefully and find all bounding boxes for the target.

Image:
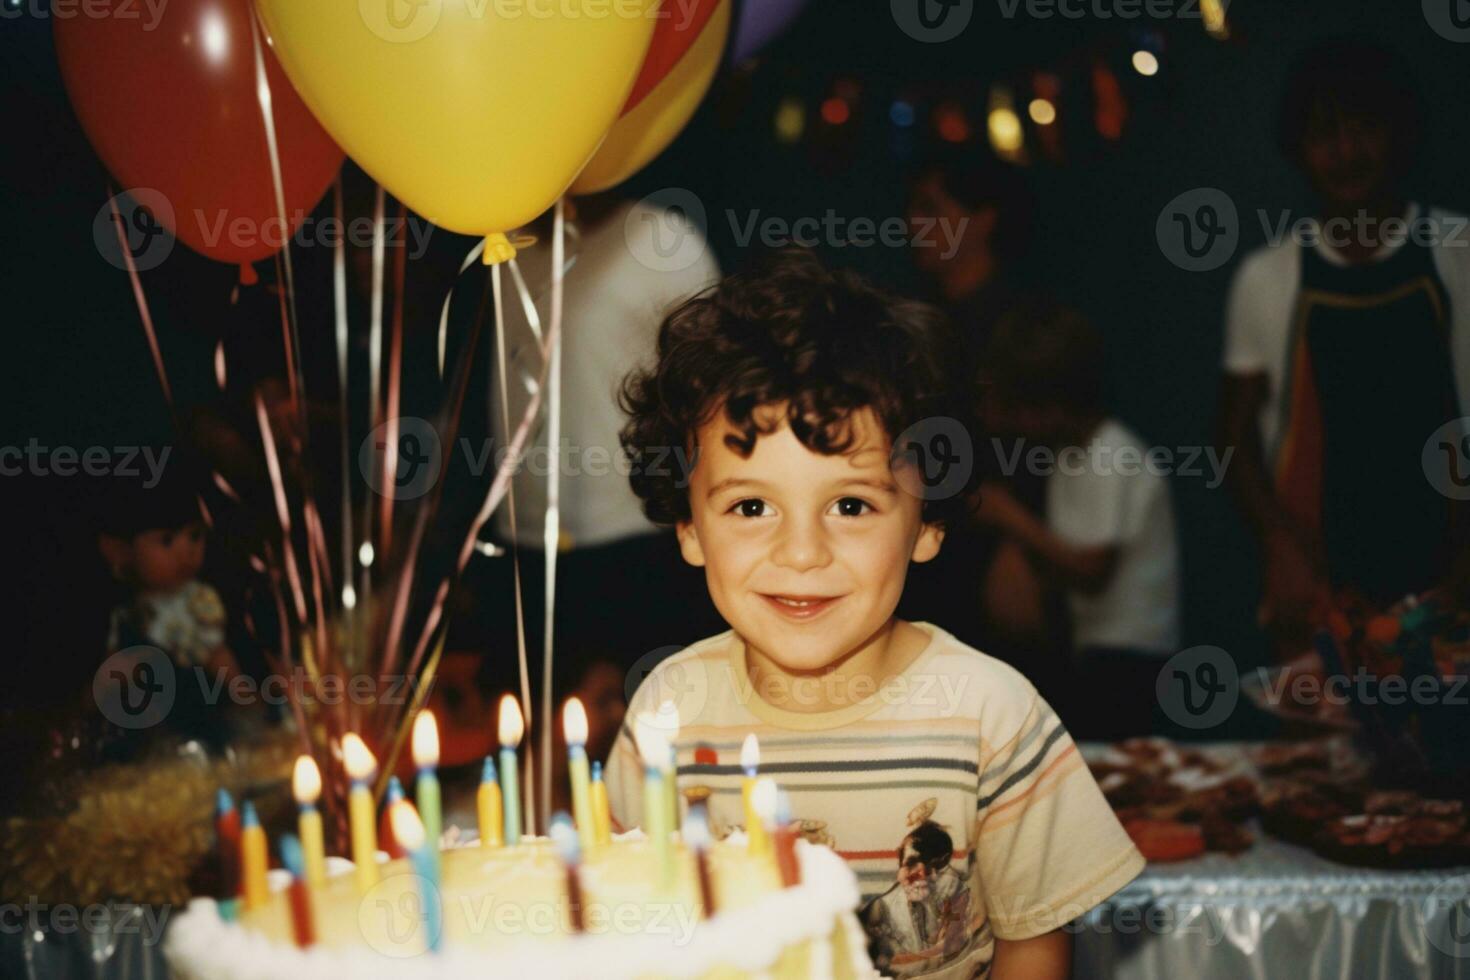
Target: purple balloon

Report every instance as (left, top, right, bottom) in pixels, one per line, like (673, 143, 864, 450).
(730, 0, 811, 63)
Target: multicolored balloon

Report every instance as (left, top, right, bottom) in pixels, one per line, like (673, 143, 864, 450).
(53, 0, 343, 283)
(254, 0, 659, 263)
(573, 0, 732, 194)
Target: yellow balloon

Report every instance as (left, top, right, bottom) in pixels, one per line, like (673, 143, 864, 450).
(254, 0, 659, 262)
(572, 0, 731, 195)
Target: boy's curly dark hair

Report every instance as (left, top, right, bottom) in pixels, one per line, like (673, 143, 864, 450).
(619, 250, 979, 528)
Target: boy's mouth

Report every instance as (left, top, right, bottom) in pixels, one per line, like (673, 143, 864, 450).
(757, 593, 845, 621)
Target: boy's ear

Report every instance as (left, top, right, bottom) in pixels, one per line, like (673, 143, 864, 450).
(675, 520, 707, 568)
(910, 522, 945, 564)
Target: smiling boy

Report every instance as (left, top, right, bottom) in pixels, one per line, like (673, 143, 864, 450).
(604, 252, 1143, 979)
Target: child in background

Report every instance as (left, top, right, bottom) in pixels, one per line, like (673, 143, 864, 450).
(605, 253, 1142, 980)
(975, 299, 1180, 740)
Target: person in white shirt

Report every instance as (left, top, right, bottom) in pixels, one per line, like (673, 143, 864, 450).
(973, 299, 1180, 738)
(1217, 40, 1470, 647)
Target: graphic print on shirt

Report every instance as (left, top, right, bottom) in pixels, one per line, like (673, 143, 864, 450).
(859, 798, 982, 978)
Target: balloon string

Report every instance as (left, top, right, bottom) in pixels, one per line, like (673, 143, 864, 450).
(107, 185, 175, 426)
(255, 392, 309, 625)
(490, 260, 537, 839)
(538, 198, 566, 830)
(439, 239, 489, 378)
(331, 177, 356, 661)
(362, 184, 387, 630)
(379, 203, 408, 574)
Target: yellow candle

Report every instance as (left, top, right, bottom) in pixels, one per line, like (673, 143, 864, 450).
(656, 700, 681, 833)
(750, 777, 778, 863)
(637, 724, 673, 888)
(239, 801, 269, 910)
(563, 698, 595, 851)
(740, 733, 769, 856)
(342, 733, 379, 891)
(589, 761, 613, 846)
(292, 755, 327, 888)
(478, 757, 504, 848)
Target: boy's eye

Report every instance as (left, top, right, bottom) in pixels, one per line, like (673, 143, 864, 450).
(730, 499, 769, 518)
(832, 497, 872, 517)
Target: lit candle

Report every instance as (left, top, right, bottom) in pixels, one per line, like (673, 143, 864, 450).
(773, 789, 802, 887)
(657, 700, 682, 832)
(215, 788, 241, 921)
(589, 761, 612, 847)
(635, 721, 673, 887)
(389, 802, 443, 955)
(685, 804, 718, 918)
(342, 733, 380, 891)
(548, 812, 585, 933)
(750, 777, 778, 862)
(498, 695, 524, 846)
(478, 756, 504, 848)
(239, 800, 269, 910)
(291, 756, 327, 889)
(740, 734, 769, 855)
(413, 711, 443, 865)
(278, 834, 316, 948)
(382, 776, 408, 860)
(562, 698, 595, 851)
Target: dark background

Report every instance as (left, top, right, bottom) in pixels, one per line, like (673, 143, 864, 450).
(2, 0, 1468, 715)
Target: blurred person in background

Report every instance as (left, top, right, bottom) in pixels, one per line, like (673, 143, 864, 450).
(975, 300, 1180, 739)
(1217, 39, 1470, 648)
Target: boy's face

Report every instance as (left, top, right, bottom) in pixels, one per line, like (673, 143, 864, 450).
(676, 403, 943, 675)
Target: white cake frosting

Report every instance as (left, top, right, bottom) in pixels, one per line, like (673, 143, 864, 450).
(164, 835, 876, 980)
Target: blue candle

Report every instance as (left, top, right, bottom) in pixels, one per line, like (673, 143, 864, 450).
(389, 802, 443, 954)
(498, 695, 524, 846)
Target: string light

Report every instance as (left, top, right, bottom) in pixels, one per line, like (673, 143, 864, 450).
(1132, 51, 1160, 77)
(1028, 98, 1057, 126)
(775, 97, 805, 143)
(820, 97, 851, 127)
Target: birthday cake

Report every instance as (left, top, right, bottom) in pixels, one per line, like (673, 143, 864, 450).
(163, 834, 875, 979)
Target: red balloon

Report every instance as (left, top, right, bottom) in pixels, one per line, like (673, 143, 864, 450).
(54, 0, 342, 281)
(623, 0, 724, 114)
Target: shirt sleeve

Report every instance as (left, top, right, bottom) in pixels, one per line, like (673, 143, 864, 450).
(973, 691, 1145, 941)
(1222, 250, 1271, 375)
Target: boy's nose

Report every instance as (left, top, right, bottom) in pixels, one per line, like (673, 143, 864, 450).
(770, 517, 832, 571)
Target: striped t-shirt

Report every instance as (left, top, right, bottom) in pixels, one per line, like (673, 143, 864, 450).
(605, 621, 1145, 979)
